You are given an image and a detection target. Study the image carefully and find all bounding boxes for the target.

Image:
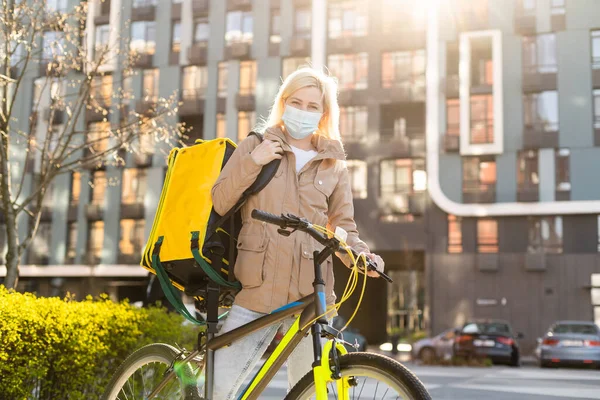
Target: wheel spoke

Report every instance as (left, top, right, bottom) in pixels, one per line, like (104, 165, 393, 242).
(373, 381, 379, 400)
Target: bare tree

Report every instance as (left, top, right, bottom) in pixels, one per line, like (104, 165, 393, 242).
(0, 0, 182, 289)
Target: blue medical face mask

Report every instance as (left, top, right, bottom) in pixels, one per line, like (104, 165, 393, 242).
(281, 105, 323, 140)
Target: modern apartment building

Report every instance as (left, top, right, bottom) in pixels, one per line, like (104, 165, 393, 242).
(3, 0, 600, 352)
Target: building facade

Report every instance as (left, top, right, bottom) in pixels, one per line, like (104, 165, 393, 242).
(3, 0, 600, 353)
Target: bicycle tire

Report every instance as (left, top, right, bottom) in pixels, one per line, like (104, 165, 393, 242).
(102, 343, 201, 400)
(285, 352, 431, 400)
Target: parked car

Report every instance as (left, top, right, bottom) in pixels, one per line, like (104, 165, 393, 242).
(411, 328, 458, 363)
(332, 316, 367, 352)
(454, 319, 522, 366)
(537, 321, 600, 368)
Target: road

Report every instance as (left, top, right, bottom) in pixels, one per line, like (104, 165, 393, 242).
(245, 362, 600, 399)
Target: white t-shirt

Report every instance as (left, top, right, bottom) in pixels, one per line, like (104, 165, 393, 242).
(290, 145, 318, 173)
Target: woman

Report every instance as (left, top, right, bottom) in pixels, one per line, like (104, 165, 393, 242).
(210, 67, 384, 400)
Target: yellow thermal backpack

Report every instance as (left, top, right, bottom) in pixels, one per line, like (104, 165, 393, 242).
(141, 132, 279, 323)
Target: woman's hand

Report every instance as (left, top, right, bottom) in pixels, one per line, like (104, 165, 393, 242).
(250, 139, 283, 166)
(365, 253, 385, 278)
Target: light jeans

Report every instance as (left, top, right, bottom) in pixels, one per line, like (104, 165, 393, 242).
(211, 304, 321, 400)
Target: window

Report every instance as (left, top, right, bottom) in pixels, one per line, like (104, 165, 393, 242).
(239, 61, 256, 96)
(463, 157, 496, 193)
(328, 0, 368, 38)
(46, 0, 68, 13)
(282, 57, 311, 80)
(381, 50, 425, 90)
(470, 95, 494, 144)
(88, 221, 104, 263)
(90, 75, 113, 106)
(327, 53, 368, 90)
(593, 31, 600, 70)
(90, 170, 107, 205)
(295, 7, 311, 38)
(523, 91, 559, 131)
(522, 34, 557, 73)
(238, 111, 256, 142)
(379, 159, 426, 218)
(270, 9, 281, 44)
(555, 148, 570, 192)
(171, 22, 182, 52)
(346, 160, 367, 199)
(122, 168, 147, 204)
(193, 17, 210, 44)
(70, 171, 81, 205)
(517, 150, 539, 190)
(477, 219, 498, 253)
(225, 11, 253, 45)
(218, 62, 228, 98)
(29, 222, 51, 265)
(339, 106, 368, 142)
(66, 222, 77, 264)
(216, 113, 226, 138)
(95, 24, 110, 60)
(142, 68, 159, 101)
(87, 121, 110, 155)
(130, 21, 156, 55)
(550, 0, 565, 15)
(182, 66, 208, 100)
(446, 99, 460, 137)
(381, 0, 425, 34)
(528, 216, 563, 254)
(42, 31, 65, 61)
(594, 89, 600, 129)
(119, 219, 145, 257)
(448, 215, 463, 253)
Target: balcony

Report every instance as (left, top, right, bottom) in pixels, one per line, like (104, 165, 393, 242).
(85, 253, 103, 265)
(179, 91, 206, 116)
(514, 12, 536, 35)
(216, 97, 227, 114)
(169, 50, 180, 66)
(522, 69, 557, 93)
(120, 203, 145, 219)
(522, 125, 559, 149)
(171, 2, 182, 19)
(551, 12, 566, 32)
(67, 205, 78, 222)
(555, 188, 570, 201)
(224, 42, 251, 60)
(133, 152, 153, 167)
(443, 134, 459, 152)
(408, 192, 427, 215)
(463, 185, 496, 203)
(131, 0, 156, 21)
(43, 108, 65, 125)
(86, 96, 111, 123)
(269, 41, 280, 57)
(117, 253, 142, 265)
(289, 37, 311, 57)
(517, 185, 539, 202)
(228, 0, 252, 10)
(85, 204, 104, 220)
(188, 43, 208, 65)
(477, 253, 499, 272)
(94, 0, 111, 24)
(235, 93, 256, 111)
(525, 252, 546, 272)
(445, 75, 459, 98)
(131, 52, 153, 69)
(192, 0, 210, 16)
(380, 192, 425, 218)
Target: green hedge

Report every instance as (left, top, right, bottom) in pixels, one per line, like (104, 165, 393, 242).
(0, 286, 200, 400)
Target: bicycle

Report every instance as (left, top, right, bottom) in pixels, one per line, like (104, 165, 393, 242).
(102, 209, 432, 400)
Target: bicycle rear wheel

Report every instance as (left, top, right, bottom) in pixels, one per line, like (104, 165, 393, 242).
(102, 343, 201, 400)
(285, 352, 431, 400)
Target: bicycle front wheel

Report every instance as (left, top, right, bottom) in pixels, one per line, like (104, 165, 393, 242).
(102, 343, 201, 400)
(286, 352, 431, 400)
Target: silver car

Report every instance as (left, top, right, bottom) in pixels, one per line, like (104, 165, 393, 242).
(538, 321, 600, 368)
(412, 328, 458, 363)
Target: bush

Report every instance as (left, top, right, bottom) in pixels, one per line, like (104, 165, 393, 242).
(0, 286, 200, 400)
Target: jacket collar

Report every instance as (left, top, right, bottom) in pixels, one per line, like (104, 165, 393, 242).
(263, 125, 346, 161)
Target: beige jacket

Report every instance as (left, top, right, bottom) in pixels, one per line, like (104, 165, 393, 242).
(211, 126, 369, 314)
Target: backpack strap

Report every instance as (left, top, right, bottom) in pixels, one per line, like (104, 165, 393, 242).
(244, 131, 281, 196)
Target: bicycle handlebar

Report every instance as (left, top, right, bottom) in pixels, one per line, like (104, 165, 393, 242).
(251, 209, 393, 283)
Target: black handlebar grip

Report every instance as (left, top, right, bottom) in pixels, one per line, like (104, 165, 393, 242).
(251, 209, 285, 227)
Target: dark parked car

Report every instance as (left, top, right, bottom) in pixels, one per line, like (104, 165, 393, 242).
(537, 321, 600, 368)
(454, 319, 522, 366)
(411, 328, 458, 363)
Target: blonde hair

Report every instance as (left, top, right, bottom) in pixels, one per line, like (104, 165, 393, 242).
(263, 67, 341, 141)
